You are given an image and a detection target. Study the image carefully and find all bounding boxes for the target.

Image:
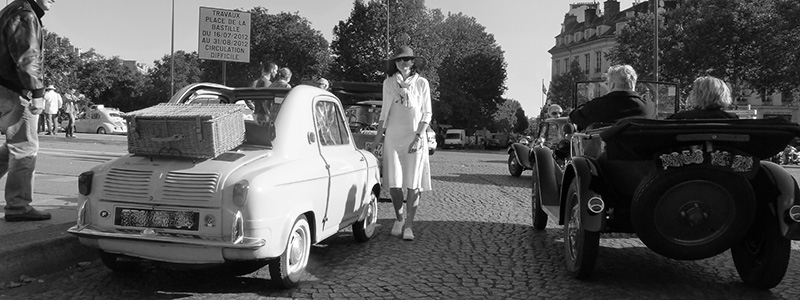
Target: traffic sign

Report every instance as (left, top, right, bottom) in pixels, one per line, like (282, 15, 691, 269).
(198, 7, 251, 63)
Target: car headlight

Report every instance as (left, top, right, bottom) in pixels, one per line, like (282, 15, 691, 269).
(233, 180, 249, 207)
(78, 171, 94, 196)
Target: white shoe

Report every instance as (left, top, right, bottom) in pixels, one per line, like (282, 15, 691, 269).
(403, 228, 414, 241)
(391, 220, 404, 236)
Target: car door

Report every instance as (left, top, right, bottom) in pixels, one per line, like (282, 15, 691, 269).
(313, 97, 370, 232)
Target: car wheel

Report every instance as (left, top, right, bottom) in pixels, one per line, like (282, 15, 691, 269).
(225, 261, 268, 276)
(531, 162, 547, 230)
(97, 127, 107, 134)
(731, 204, 791, 290)
(99, 251, 139, 272)
(429, 148, 435, 155)
(269, 215, 311, 289)
(632, 169, 755, 260)
(508, 153, 523, 177)
(563, 179, 599, 279)
(353, 192, 378, 242)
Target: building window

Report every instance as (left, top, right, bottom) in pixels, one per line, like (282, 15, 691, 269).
(585, 54, 590, 75)
(595, 51, 602, 73)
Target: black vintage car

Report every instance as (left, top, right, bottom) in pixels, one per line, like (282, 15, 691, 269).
(522, 80, 800, 289)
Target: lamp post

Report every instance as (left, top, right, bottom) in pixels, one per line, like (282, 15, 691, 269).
(170, 0, 175, 96)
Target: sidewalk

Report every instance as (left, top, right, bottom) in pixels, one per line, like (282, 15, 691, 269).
(0, 192, 96, 284)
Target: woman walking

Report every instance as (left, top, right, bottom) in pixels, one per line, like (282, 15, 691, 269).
(369, 45, 432, 241)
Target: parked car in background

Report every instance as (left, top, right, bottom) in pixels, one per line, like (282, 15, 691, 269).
(68, 83, 380, 288)
(444, 129, 467, 149)
(62, 104, 127, 134)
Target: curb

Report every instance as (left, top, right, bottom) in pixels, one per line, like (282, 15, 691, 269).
(0, 222, 97, 283)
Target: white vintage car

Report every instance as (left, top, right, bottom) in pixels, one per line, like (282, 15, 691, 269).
(68, 83, 381, 288)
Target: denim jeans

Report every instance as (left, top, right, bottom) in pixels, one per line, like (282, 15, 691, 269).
(0, 85, 39, 214)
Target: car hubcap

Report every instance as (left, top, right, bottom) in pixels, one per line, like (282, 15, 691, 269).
(654, 180, 733, 245)
(365, 196, 377, 235)
(288, 227, 307, 273)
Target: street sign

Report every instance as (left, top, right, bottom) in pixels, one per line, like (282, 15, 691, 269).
(198, 7, 251, 63)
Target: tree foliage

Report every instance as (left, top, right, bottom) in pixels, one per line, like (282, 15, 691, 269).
(547, 61, 586, 113)
(493, 99, 521, 132)
(331, 1, 507, 130)
(608, 0, 800, 98)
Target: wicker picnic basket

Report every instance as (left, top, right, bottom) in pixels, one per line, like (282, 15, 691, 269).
(123, 103, 246, 159)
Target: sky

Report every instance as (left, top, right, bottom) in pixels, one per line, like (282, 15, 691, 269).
(33, 0, 635, 117)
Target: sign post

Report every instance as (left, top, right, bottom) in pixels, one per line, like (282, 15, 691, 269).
(198, 7, 251, 85)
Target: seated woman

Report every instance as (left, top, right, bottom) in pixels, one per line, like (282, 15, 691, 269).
(668, 76, 738, 120)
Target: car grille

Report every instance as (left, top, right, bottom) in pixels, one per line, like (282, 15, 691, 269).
(103, 168, 153, 201)
(161, 171, 219, 202)
(102, 169, 219, 203)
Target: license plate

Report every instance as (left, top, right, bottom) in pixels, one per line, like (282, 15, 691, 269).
(115, 208, 199, 231)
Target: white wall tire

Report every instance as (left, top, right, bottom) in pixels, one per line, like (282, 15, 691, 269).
(269, 215, 311, 288)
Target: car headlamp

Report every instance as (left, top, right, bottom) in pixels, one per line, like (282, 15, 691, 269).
(78, 171, 94, 196)
(233, 180, 249, 207)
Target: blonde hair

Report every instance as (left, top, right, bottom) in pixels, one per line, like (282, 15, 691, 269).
(606, 64, 637, 91)
(690, 76, 731, 109)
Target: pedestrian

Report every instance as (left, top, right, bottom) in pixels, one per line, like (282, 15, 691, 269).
(667, 76, 738, 120)
(0, 0, 56, 222)
(315, 78, 330, 90)
(547, 104, 563, 119)
(62, 88, 79, 138)
(268, 67, 292, 88)
(569, 64, 653, 131)
(252, 61, 278, 88)
(43, 84, 62, 135)
(368, 45, 433, 241)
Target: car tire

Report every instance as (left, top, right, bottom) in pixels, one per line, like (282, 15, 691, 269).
(353, 192, 378, 242)
(97, 127, 107, 134)
(429, 148, 435, 155)
(531, 162, 548, 230)
(269, 215, 311, 289)
(508, 153, 523, 177)
(731, 204, 791, 290)
(631, 168, 755, 260)
(564, 179, 599, 279)
(99, 251, 139, 272)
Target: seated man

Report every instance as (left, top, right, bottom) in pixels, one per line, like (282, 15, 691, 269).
(569, 64, 654, 131)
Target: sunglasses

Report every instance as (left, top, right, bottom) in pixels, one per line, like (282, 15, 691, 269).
(396, 57, 414, 62)
(550, 112, 562, 116)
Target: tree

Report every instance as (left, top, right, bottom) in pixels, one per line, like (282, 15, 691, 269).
(493, 99, 521, 132)
(513, 108, 528, 134)
(547, 61, 586, 112)
(331, 1, 508, 129)
(42, 29, 81, 90)
(609, 0, 799, 98)
(141, 51, 204, 109)
(435, 13, 507, 129)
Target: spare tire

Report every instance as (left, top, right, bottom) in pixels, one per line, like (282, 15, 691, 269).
(631, 168, 755, 260)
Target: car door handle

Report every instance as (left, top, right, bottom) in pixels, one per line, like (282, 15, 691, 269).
(360, 157, 365, 162)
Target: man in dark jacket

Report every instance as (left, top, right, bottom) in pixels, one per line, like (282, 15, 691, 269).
(569, 64, 654, 131)
(0, 0, 56, 222)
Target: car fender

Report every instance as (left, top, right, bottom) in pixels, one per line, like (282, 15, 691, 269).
(563, 157, 605, 232)
(757, 161, 800, 239)
(508, 143, 532, 170)
(532, 146, 559, 207)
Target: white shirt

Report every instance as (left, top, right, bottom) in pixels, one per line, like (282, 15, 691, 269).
(43, 90, 63, 115)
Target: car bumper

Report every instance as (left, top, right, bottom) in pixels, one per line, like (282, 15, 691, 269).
(68, 225, 267, 264)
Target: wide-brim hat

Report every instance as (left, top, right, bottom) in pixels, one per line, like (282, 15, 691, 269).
(45, 85, 56, 90)
(386, 45, 427, 72)
(389, 45, 417, 60)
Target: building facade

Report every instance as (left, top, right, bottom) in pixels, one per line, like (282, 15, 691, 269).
(548, 0, 800, 122)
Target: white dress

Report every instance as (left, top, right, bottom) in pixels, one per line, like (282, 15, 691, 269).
(380, 74, 432, 191)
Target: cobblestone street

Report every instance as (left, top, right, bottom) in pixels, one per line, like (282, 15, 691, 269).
(2, 150, 799, 300)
